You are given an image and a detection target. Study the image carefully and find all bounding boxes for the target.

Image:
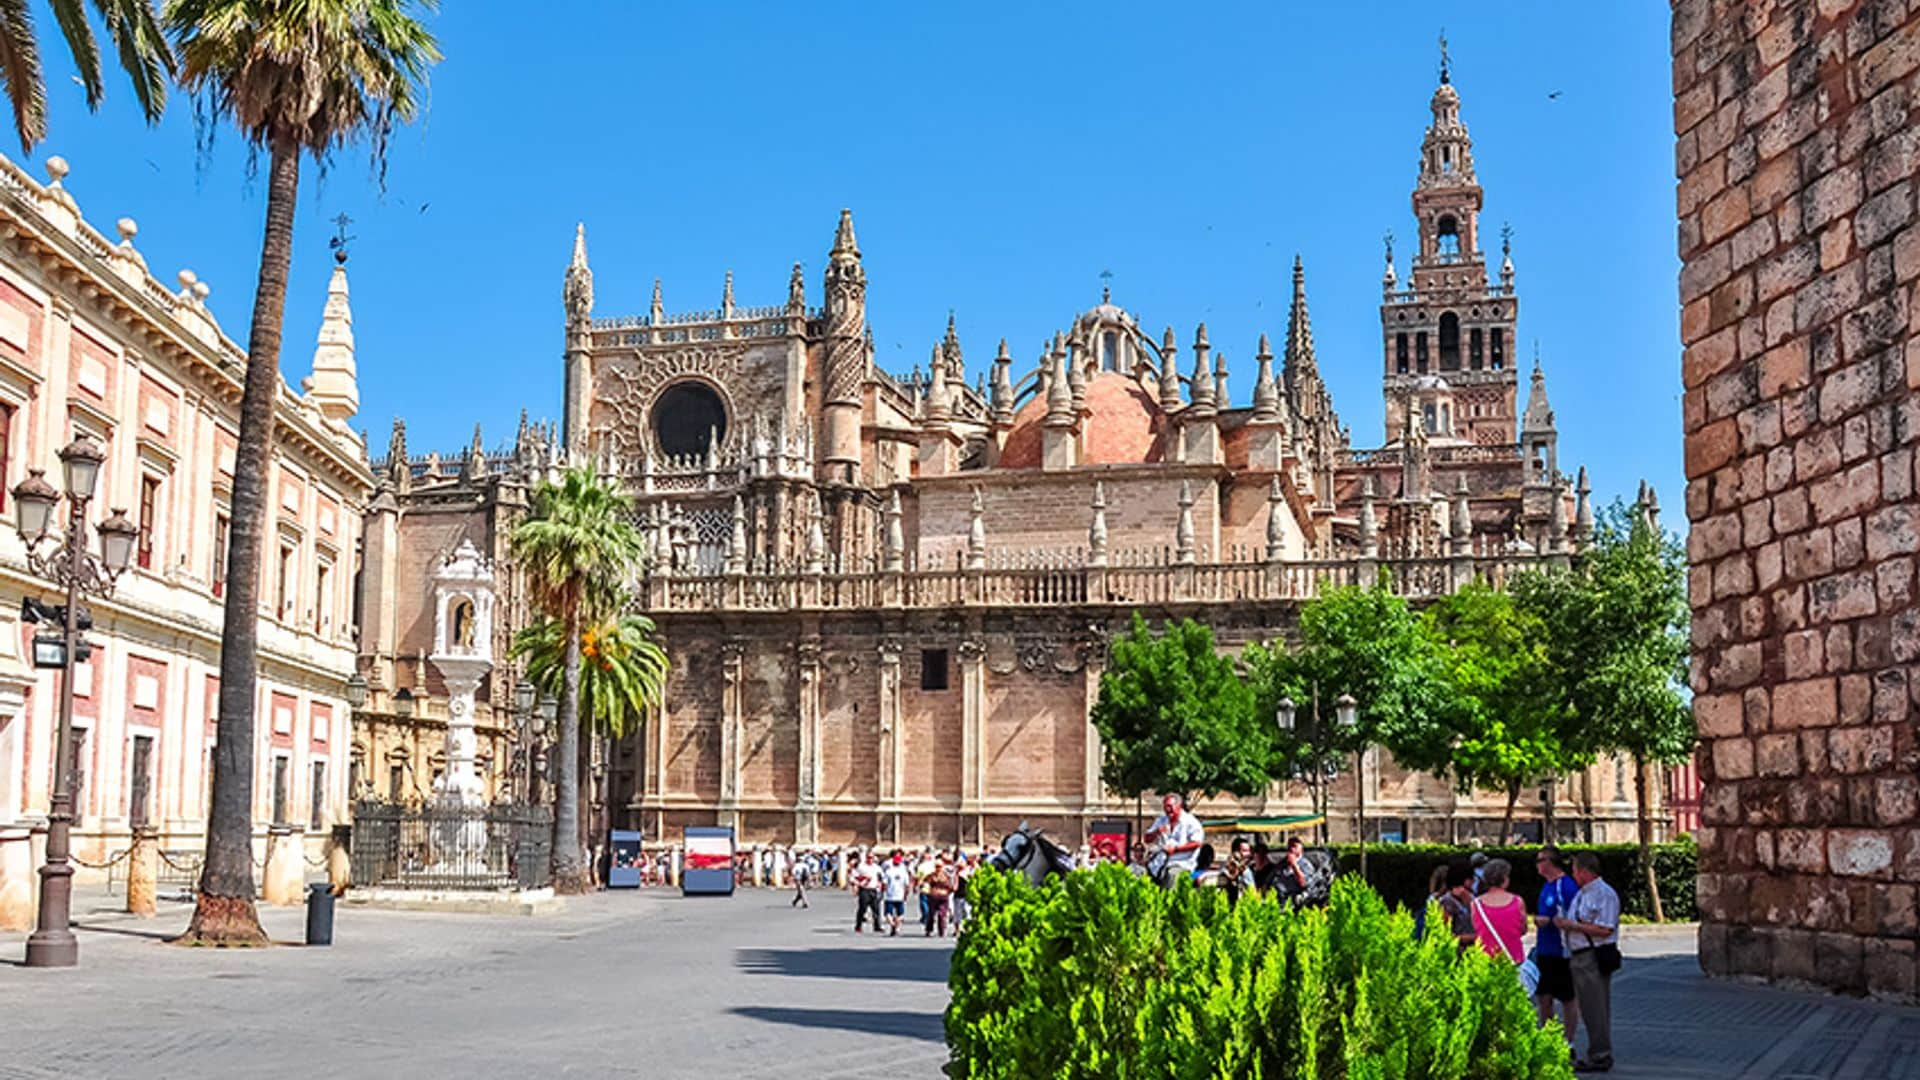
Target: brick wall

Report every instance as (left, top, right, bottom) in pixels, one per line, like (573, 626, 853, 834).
(915, 472, 1221, 565)
(1675, 0, 1919, 1000)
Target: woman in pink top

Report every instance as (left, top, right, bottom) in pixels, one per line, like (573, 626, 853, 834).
(1470, 858, 1529, 963)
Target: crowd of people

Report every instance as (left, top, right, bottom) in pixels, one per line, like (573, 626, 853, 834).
(1425, 846, 1622, 1074)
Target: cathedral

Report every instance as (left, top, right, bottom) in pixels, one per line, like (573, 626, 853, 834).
(353, 68, 1659, 847)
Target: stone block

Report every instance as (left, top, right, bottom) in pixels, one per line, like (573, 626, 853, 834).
(1778, 828, 1828, 873)
(1814, 931, 1866, 993)
(1829, 829, 1896, 879)
(1771, 926, 1820, 982)
(1698, 921, 1730, 976)
(1875, 884, 1917, 938)
(1863, 938, 1916, 999)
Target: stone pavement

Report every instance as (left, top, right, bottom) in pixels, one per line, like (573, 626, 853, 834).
(0, 885, 1915, 1079)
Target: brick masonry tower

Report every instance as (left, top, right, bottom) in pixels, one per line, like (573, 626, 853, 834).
(1675, 1, 1919, 1000)
(1381, 46, 1521, 448)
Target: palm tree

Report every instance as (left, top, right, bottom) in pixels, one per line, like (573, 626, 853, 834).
(513, 612, 669, 862)
(510, 467, 646, 893)
(0, 0, 172, 150)
(166, 0, 437, 945)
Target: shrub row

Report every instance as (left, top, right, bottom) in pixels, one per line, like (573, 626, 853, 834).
(946, 864, 1574, 1080)
(1329, 839, 1697, 922)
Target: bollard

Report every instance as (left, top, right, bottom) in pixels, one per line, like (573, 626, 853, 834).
(125, 826, 158, 918)
(750, 845, 763, 888)
(668, 845, 681, 887)
(305, 882, 335, 946)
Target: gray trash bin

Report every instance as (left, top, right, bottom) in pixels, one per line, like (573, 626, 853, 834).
(305, 882, 335, 946)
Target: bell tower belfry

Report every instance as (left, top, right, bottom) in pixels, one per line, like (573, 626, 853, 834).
(1379, 41, 1520, 448)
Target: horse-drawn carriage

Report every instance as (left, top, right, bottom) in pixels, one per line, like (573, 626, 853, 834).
(988, 817, 1338, 907)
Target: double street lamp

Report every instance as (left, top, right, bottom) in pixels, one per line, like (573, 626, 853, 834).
(1275, 691, 1364, 872)
(13, 437, 139, 968)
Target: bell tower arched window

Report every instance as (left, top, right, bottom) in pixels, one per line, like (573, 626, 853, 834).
(1439, 313, 1461, 371)
(1416, 332, 1429, 374)
(1436, 216, 1460, 260)
(1490, 328, 1506, 370)
(1395, 333, 1409, 374)
(1470, 327, 1483, 369)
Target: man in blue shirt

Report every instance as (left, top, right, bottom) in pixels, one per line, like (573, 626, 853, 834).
(1533, 846, 1581, 1045)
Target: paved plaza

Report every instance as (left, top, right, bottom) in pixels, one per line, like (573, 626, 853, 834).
(2, 885, 1917, 1079)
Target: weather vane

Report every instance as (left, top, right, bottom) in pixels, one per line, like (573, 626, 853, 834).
(328, 212, 356, 265)
(1382, 229, 1394, 262)
(1098, 268, 1114, 302)
(1438, 29, 1450, 84)
(1500, 221, 1513, 254)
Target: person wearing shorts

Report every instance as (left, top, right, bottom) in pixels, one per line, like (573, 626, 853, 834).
(1533, 846, 1580, 1044)
(879, 849, 913, 937)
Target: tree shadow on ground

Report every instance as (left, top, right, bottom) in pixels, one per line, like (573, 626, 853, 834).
(729, 1006, 944, 1043)
(736, 946, 949, 983)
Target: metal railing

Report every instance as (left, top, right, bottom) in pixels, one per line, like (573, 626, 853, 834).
(349, 800, 552, 891)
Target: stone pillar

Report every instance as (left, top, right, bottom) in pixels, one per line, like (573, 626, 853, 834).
(795, 640, 823, 845)
(124, 825, 157, 918)
(958, 638, 988, 845)
(435, 669, 488, 805)
(0, 826, 33, 931)
(718, 641, 744, 830)
(877, 640, 903, 842)
(261, 825, 304, 906)
(1081, 636, 1107, 816)
(1675, 0, 1920, 1002)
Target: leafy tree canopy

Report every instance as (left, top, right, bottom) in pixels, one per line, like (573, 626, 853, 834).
(1092, 614, 1267, 803)
(1424, 583, 1579, 801)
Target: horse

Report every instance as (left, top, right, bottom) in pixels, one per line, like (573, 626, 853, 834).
(987, 822, 1077, 887)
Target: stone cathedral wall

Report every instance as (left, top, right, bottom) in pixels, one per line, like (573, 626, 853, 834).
(1674, 0, 1920, 1000)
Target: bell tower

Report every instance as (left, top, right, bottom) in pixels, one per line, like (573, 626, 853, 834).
(1379, 41, 1519, 448)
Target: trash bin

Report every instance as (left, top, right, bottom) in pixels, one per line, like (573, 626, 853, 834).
(305, 882, 335, 946)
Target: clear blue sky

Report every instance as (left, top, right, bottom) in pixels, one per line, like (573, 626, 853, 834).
(27, 3, 1679, 508)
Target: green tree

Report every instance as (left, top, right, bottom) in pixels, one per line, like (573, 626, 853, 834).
(1092, 614, 1267, 807)
(509, 467, 646, 893)
(1423, 583, 1582, 842)
(1514, 499, 1692, 919)
(513, 612, 669, 859)
(1245, 579, 1454, 833)
(0, 0, 172, 150)
(169, 0, 437, 945)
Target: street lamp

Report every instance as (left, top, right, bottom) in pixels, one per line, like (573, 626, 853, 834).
(344, 672, 369, 711)
(13, 436, 138, 968)
(512, 679, 536, 804)
(392, 687, 415, 719)
(1275, 697, 1296, 733)
(1335, 693, 1367, 878)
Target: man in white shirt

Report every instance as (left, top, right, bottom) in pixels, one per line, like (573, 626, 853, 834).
(1554, 851, 1622, 1073)
(850, 853, 883, 933)
(879, 850, 914, 937)
(1143, 793, 1205, 886)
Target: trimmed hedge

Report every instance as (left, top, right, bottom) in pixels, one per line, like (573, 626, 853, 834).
(946, 864, 1573, 1080)
(1331, 838, 1697, 922)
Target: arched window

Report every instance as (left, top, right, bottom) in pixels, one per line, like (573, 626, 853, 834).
(1101, 331, 1118, 372)
(1416, 332, 1429, 374)
(1439, 312, 1461, 371)
(1441, 403, 1452, 433)
(1395, 333, 1409, 374)
(1423, 403, 1438, 434)
(1490, 328, 1505, 370)
(1470, 327, 1484, 369)
(1436, 216, 1460, 259)
(652, 381, 728, 457)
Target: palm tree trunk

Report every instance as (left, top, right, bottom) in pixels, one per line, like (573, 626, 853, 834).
(1501, 781, 1519, 845)
(180, 141, 300, 945)
(1635, 755, 1665, 922)
(551, 613, 588, 893)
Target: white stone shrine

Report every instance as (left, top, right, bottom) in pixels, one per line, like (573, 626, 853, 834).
(429, 538, 495, 805)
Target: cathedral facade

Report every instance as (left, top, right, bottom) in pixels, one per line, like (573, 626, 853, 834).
(357, 71, 1660, 847)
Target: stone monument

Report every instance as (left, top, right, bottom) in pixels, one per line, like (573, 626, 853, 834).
(430, 538, 495, 806)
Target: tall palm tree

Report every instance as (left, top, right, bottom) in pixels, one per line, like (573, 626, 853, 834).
(514, 612, 669, 861)
(166, 0, 437, 945)
(510, 467, 646, 893)
(0, 0, 172, 150)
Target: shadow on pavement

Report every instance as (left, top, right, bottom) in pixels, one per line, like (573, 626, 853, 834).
(736, 946, 950, 983)
(729, 1006, 944, 1043)
(73, 921, 176, 942)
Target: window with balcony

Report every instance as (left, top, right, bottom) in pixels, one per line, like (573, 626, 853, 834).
(277, 544, 296, 620)
(212, 513, 230, 597)
(271, 755, 290, 825)
(136, 474, 161, 570)
(315, 558, 332, 633)
(0, 402, 13, 512)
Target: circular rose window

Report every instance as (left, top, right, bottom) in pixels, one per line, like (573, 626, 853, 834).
(650, 381, 728, 457)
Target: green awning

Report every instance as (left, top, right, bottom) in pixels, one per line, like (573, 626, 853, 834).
(1198, 814, 1326, 833)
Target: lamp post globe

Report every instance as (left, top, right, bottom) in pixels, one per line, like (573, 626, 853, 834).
(1275, 696, 1296, 733)
(96, 510, 139, 576)
(12, 469, 57, 542)
(1335, 694, 1359, 730)
(56, 436, 104, 501)
(344, 673, 369, 711)
(514, 678, 537, 715)
(393, 687, 415, 719)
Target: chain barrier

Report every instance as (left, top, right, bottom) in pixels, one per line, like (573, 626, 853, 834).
(304, 853, 329, 869)
(154, 848, 201, 874)
(67, 846, 134, 870)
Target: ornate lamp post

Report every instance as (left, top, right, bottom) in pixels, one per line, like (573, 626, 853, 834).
(14, 437, 139, 967)
(512, 678, 537, 803)
(344, 674, 369, 799)
(1335, 694, 1363, 877)
(532, 693, 557, 807)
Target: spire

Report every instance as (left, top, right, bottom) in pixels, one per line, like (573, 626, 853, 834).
(1188, 324, 1215, 413)
(1382, 231, 1398, 295)
(990, 339, 1014, 424)
(805, 492, 827, 575)
(1282, 257, 1319, 397)
(1251, 333, 1279, 420)
(650, 278, 664, 325)
(1265, 476, 1286, 562)
(1500, 222, 1515, 288)
(1045, 336, 1074, 423)
(925, 343, 951, 424)
(721, 269, 735, 318)
(1359, 477, 1379, 558)
(1574, 465, 1594, 543)
(966, 487, 986, 571)
(788, 261, 806, 312)
(1157, 326, 1182, 411)
(308, 256, 359, 421)
(1175, 480, 1196, 565)
(563, 223, 593, 325)
(386, 418, 409, 490)
(1522, 353, 1555, 433)
(943, 311, 963, 378)
(883, 490, 905, 573)
(726, 495, 747, 575)
(465, 423, 486, 481)
(1067, 333, 1088, 412)
(831, 207, 859, 260)
(1088, 482, 1109, 567)
(1213, 351, 1230, 409)
(1451, 475, 1473, 556)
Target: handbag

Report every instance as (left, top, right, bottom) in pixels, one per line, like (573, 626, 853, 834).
(1518, 954, 1541, 996)
(1596, 942, 1623, 975)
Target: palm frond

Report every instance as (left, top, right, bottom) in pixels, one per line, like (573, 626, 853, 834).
(48, 0, 102, 109)
(91, 0, 174, 122)
(0, 0, 47, 150)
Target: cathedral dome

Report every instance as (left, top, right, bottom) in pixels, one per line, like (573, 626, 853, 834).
(996, 371, 1168, 469)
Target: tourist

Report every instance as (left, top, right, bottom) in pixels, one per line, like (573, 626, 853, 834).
(1271, 837, 1310, 905)
(925, 852, 957, 936)
(790, 851, 810, 909)
(880, 849, 913, 937)
(1127, 842, 1151, 878)
(1439, 863, 1478, 951)
(1143, 793, 1205, 886)
(914, 848, 939, 932)
(1413, 863, 1450, 939)
(1223, 836, 1256, 901)
(1191, 843, 1220, 887)
(1533, 846, 1581, 1045)
(1556, 852, 1621, 1073)
(1470, 850, 1489, 894)
(1470, 858, 1527, 964)
(951, 853, 974, 928)
(851, 852, 883, 933)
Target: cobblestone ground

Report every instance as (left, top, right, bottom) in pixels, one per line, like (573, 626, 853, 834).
(1, 885, 1916, 1079)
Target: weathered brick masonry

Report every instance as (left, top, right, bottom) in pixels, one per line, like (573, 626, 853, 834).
(1675, 0, 1920, 1000)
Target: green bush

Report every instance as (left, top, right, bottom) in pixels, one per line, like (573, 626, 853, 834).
(1331, 838, 1697, 922)
(946, 864, 1573, 1080)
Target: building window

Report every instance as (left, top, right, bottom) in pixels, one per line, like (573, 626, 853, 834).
(204, 743, 217, 818)
(1470, 327, 1483, 369)
(277, 544, 296, 620)
(212, 513, 230, 598)
(1101, 331, 1118, 371)
(1415, 332, 1428, 373)
(136, 474, 161, 570)
(1490, 328, 1505, 370)
(388, 763, 406, 802)
(1423, 403, 1438, 434)
(0, 402, 13, 511)
(1438, 313, 1460, 371)
(315, 558, 332, 633)
(129, 734, 154, 828)
(650, 380, 727, 458)
(1395, 334, 1409, 374)
(309, 761, 327, 831)
(347, 757, 362, 801)
(1436, 215, 1460, 258)
(271, 755, 290, 825)
(919, 648, 949, 691)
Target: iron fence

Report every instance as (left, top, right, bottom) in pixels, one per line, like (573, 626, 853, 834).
(349, 800, 552, 891)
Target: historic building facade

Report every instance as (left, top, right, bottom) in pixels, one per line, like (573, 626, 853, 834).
(0, 153, 370, 926)
(360, 70, 1658, 849)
